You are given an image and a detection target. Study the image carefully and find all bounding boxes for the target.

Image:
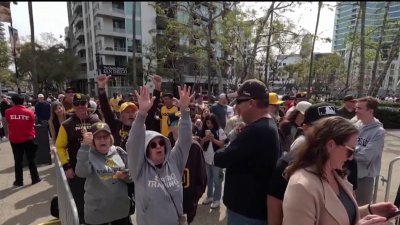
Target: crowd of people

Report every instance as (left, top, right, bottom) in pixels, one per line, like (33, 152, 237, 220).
(1, 75, 399, 225)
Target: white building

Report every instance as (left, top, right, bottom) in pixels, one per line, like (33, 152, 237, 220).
(66, 2, 156, 96)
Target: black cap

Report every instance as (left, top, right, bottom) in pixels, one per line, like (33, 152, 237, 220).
(73, 93, 87, 103)
(162, 93, 173, 98)
(90, 122, 111, 135)
(65, 87, 76, 93)
(303, 103, 337, 125)
(236, 79, 268, 101)
(343, 95, 356, 102)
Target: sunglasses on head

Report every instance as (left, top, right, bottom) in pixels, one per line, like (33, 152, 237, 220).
(150, 139, 165, 149)
(73, 101, 87, 106)
(342, 144, 355, 157)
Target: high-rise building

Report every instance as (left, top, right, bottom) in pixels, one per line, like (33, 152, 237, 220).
(66, 2, 155, 96)
(66, 2, 232, 96)
(332, 2, 400, 96)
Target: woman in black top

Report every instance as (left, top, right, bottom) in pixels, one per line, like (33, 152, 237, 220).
(49, 101, 66, 145)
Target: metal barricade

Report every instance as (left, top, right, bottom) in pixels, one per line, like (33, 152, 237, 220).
(53, 152, 80, 225)
(383, 156, 400, 225)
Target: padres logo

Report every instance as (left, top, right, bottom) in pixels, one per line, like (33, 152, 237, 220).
(97, 123, 106, 129)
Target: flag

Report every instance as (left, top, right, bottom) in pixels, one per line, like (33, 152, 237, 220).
(0, 2, 11, 23)
(9, 26, 20, 58)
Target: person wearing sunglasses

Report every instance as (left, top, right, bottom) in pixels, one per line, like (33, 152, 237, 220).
(62, 87, 76, 116)
(76, 122, 132, 225)
(282, 116, 397, 225)
(56, 93, 101, 224)
(126, 85, 192, 225)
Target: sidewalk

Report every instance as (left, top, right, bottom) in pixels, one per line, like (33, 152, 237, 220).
(0, 130, 399, 225)
(0, 140, 58, 225)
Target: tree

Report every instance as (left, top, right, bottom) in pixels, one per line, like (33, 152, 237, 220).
(368, 1, 390, 95)
(357, 1, 366, 97)
(18, 41, 80, 93)
(306, 1, 322, 99)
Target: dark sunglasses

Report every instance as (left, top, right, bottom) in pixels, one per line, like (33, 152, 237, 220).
(342, 144, 355, 157)
(73, 101, 87, 107)
(150, 139, 166, 149)
(236, 98, 252, 105)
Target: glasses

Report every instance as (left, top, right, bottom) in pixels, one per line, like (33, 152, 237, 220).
(236, 98, 252, 105)
(73, 101, 87, 107)
(94, 134, 110, 141)
(342, 144, 355, 157)
(66, 91, 75, 94)
(150, 139, 166, 149)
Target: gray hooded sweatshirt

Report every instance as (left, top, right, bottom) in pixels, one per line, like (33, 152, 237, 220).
(126, 109, 192, 225)
(354, 118, 385, 178)
(75, 145, 131, 224)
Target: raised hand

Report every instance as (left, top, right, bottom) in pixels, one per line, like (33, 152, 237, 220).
(151, 74, 162, 91)
(97, 74, 112, 89)
(82, 131, 93, 146)
(135, 86, 155, 114)
(177, 84, 191, 110)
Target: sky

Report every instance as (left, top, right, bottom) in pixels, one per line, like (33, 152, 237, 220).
(5, 1, 336, 52)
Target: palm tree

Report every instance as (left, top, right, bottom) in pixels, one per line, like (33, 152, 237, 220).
(306, 1, 322, 99)
(28, 2, 38, 96)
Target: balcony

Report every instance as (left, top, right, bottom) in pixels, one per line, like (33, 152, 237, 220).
(73, 2, 82, 14)
(79, 57, 87, 64)
(75, 14, 83, 26)
(75, 29, 84, 38)
(76, 43, 85, 52)
(94, 7, 125, 19)
(98, 46, 131, 57)
(95, 27, 126, 37)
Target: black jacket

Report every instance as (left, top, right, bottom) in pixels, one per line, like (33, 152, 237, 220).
(214, 117, 280, 220)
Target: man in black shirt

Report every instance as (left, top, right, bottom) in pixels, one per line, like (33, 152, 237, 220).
(214, 79, 280, 224)
(337, 95, 356, 119)
(210, 93, 228, 129)
(267, 103, 358, 225)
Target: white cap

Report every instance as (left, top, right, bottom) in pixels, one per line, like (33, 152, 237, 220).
(219, 93, 227, 99)
(38, 94, 44, 98)
(295, 101, 312, 115)
(58, 94, 65, 99)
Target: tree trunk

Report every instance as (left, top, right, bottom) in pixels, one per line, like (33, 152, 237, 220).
(264, 2, 275, 87)
(28, 2, 38, 96)
(357, 1, 366, 97)
(368, 1, 390, 95)
(345, 5, 361, 95)
(132, 2, 137, 89)
(370, 27, 400, 97)
(306, 1, 322, 99)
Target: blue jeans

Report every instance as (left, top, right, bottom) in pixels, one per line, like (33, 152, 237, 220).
(206, 164, 224, 201)
(227, 209, 266, 225)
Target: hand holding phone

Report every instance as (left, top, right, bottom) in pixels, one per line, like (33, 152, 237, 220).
(386, 210, 400, 220)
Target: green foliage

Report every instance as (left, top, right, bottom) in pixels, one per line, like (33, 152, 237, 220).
(17, 41, 80, 92)
(375, 107, 400, 129)
(0, 41, 11, 70)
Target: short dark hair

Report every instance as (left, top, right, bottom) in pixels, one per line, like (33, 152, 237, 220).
(357, 96, 379, 112)
(11, 95, 24, 105)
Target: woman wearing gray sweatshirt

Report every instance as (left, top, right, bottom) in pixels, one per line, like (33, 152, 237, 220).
(126, 85, 192, 225)
(76, 122, 132, 225)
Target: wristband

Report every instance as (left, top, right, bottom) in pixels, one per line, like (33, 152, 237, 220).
(368, 204, 373, 214)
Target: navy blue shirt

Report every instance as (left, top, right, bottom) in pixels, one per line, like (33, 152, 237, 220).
(35, 102, 51, 121)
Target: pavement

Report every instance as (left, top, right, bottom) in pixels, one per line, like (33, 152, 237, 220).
(0, 130, 399, 225)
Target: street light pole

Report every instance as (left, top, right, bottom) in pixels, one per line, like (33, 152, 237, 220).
(28, 2, 38, 96)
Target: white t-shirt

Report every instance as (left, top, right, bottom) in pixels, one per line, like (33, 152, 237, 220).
(203, 128, 227, 165)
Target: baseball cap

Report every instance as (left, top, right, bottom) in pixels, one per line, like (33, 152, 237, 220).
(269, 92, 284, 105)
(295, 101, 312, 115)
(38, 94, 44, 98)
(120, 102, 138, 113)
(65, 87, 76, 93)
(303, 103, 337, 125)
(296, 92, 307, 99)
(90, 122, 111, 135)
(219, 93, 227, 99)
(343, 95, 356, 102)
(73, 93, 87, 103)
(236, 79, 269, 101)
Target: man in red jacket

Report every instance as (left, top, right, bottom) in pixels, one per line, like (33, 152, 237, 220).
(6, 94, 41, 187)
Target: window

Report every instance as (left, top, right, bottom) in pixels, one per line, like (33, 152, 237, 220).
(115, 56, 127, 67)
